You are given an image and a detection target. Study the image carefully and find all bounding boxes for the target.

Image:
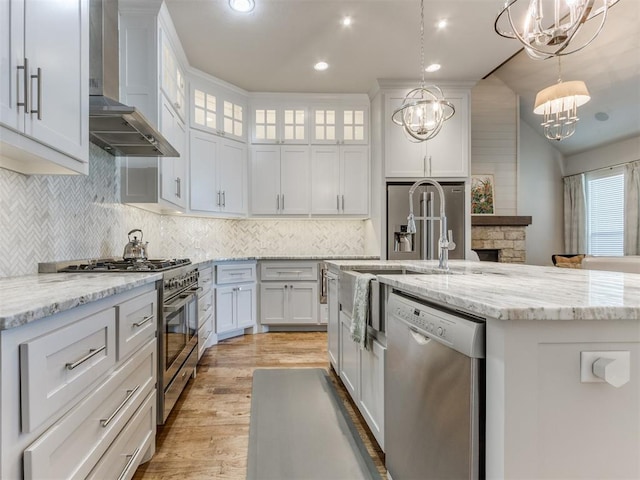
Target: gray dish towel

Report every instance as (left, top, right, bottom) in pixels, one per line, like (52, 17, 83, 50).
(350, 273, 376, 350)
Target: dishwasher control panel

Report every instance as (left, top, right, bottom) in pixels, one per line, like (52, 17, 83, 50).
(389, 292, 485, 358)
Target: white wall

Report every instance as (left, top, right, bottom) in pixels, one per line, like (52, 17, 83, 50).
(471, 76, 518, 215)
(564, 135, 640, 176)
(518, 121, 565, 265)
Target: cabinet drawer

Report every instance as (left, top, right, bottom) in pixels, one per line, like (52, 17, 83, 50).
(260, 261, 318, 281)
(217, 263, 256, 284)
(199, 266, 214, 293)
(116, 289, 157, 361)
(23, 340, 155, 480)
(198, 316, 213, 359)
(20, 308, 117, 433)
(198, 292, 214, 325)
(86, 392, 156, 480)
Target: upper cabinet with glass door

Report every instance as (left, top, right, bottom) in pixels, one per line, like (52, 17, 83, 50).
(311, 104, 368, 145)
(190, 75, 247, 143)
(250, 103, 308, 144)
(160, 29, 186, 122)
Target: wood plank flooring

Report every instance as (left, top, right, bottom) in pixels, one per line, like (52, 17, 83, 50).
(134, 332, 386, 479)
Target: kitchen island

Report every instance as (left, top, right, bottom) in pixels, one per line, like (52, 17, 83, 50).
(328, 259, 640, 479)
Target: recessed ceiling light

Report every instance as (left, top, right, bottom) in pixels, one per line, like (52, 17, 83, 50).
(229, 0, 255, 13)
(437, 19, 447, 29)
(425, 63, 441, 73)
(342, 16, 352, 26)
(314, 61, 329, 71)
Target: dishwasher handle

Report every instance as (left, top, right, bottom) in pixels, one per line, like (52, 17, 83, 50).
(409, 327, 431, 345)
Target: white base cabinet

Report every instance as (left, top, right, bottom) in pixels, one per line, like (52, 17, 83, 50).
(215, 261, 257, 337)
(0, 283, 158, 480)
(338, 310, 386, 451)
(259, 261, 322, 326)
(327, 271, 340, 370)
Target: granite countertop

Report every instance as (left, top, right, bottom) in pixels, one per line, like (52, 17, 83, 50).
(327, 259, 640, 321)
(0, 272, 161, 331)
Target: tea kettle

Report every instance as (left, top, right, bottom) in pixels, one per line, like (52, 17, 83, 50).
(123, 229, 149, 260)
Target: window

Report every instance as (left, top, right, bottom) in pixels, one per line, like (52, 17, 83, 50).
(586, 167, 624, 255)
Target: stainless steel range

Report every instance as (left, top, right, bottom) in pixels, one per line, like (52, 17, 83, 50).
(39, 257, 199, 424)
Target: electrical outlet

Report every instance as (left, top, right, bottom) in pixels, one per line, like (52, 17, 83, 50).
(581, 351, 631, 385)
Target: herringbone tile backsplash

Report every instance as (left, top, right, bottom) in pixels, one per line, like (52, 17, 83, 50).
(0, 146, 366, 278)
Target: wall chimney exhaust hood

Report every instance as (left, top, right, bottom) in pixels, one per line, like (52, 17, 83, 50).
(89, 0, 178, 157)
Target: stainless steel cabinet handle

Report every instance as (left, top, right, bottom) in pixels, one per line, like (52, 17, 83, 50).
(30, 67, 42, 120)
(116, 447, 141, 480)
(281, 194, 285, 211)
(341, 195, 345, 211)
(17, 58, 29, 112)
(222, 190, 226, 207)
(284, 285, 288, 290)
(237, 286, 242, 291)
(100, 385, 141, 427)
(175, 178, 180, 198)
(132, 314, 154, 328)
(337, 195, 340, 210)
(423, 155, 427, 176)
(217, 190, 221, 206)
(428, 155, 432, 176)
(65, 345, 106, 370)
(276, 194, 280, 211)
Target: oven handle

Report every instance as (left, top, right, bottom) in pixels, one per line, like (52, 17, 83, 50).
(164, 291, 197, 313)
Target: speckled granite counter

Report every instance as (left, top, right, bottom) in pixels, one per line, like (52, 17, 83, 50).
(327, 259, 640, 321)
(0, 272, 161, 331)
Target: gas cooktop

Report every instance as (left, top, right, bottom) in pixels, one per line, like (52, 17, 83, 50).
(39, 258, 191, 273)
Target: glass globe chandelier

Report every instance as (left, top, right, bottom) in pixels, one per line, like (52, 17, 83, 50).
(494, 0, 620, 59)
(533, 57, 591, 140)
(391, 0, 454, 142)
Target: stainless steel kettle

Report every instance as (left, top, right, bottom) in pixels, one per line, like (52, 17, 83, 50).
(123, 229, 149, 260)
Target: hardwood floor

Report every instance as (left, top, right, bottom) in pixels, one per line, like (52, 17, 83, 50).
(134, 332, 386, 479)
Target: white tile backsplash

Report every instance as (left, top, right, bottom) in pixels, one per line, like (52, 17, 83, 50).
(0, 145, 366, 278)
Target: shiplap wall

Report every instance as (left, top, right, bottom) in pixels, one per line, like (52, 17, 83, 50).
(471, 76, 518, 215)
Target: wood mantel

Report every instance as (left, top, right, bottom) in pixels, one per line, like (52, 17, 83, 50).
(471, 216, 532, 226)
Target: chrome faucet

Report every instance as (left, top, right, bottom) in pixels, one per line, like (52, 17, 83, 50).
(407, 178, 455, 270)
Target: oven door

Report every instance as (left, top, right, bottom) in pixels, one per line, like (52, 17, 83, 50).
(163, 290, 198, 386)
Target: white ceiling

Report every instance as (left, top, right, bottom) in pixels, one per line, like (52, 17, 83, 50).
(166, 0, 640, 156)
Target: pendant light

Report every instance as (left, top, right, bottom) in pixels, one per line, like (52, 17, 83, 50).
(533, 57, 591, 140)
(391, 0, 454, 142)
(494, 0, 620, 60)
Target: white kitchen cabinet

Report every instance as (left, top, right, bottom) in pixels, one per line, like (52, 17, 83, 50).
(0, 283, 158, 480)
(311, 145, 369, 215)
(160, 95, 187, 209)
(311, 105, 368, 145)
(359, 337, 385, 450)
(384, 89, 470, 178)
(250, 144, 310, 215)
(191, 74, 246, 143)
(259, 261, 321, 327)
(0, 0, 89, 175)
(327, 271, 340, 370)
(260, 282, 318, 325)
(215, 262, 257, 337)
(160, 29, 186, 122)
(250, 103, 308, 144)
(190, 129, 246, 216)
(339, 311, 360, 399)
(118, 4, 190, 214)
(197, 265, 214, 359)
(216, 283, 256, 333)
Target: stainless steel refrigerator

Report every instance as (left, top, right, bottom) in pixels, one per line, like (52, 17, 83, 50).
(387, 182, 465, 260)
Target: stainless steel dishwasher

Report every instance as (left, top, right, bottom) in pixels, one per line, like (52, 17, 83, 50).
(385, 291, 485, 480)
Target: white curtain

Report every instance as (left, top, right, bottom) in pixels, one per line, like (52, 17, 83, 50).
(624, 160, 640, 255)
(563, 174, 586, 253)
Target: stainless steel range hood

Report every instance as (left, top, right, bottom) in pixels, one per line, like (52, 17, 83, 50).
(89, 0, 178, 157)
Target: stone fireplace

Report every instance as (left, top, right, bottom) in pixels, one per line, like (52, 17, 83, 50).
(471, 216, 532, 264)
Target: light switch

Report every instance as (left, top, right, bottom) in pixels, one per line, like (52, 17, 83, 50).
(580, 351, 631, 387)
